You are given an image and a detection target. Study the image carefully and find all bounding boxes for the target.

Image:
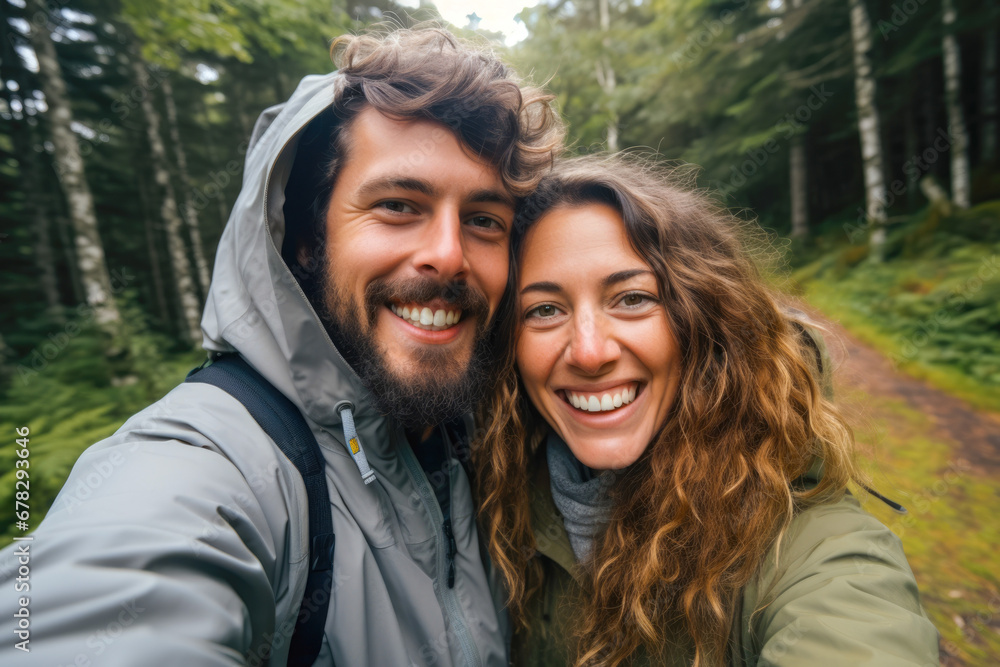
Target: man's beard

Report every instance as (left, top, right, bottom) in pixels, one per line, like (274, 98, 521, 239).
(306, 260, 499, 431)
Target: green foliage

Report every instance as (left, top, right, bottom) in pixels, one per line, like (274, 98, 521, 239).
(0, 297, 202, 542)
(792, 201, 1000, 412)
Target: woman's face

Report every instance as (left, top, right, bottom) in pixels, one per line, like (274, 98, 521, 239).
(516, 203, 682, 470)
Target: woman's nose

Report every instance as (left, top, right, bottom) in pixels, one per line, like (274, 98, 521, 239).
(564, 313, 620, 375)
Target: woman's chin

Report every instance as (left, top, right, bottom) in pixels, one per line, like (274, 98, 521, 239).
(556, 430, 649, 471)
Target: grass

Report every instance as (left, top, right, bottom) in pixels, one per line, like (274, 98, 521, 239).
(787, 200, 1000, 414)
(846, 388, 1000, 665)
(803, 280, 1000, 414)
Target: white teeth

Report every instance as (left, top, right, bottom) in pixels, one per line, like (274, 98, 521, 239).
(390, 304, 463, 332)
(568, 384, 638, 413)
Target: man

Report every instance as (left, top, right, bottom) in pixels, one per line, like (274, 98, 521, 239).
(0, 28, 562, 665)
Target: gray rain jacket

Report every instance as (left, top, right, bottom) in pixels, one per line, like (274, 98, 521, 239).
(0, 71, 507, 666)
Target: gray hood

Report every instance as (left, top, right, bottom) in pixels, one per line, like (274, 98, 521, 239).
(201, 71, 374, 436)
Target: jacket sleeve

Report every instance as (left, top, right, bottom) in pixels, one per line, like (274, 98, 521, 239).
(0, 383, 305, 666)
(748, 498, 940, 667)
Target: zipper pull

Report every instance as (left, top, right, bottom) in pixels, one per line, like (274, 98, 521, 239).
(443, 518, 456, 588)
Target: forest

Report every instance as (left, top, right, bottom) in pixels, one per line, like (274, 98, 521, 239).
(0, 0, 998, 664)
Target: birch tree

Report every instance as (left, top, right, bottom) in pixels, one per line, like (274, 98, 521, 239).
(24, 0, 122, 332)
(0, 16, 62, 320)
(980, 6, 997, 164)
(788, 0, 809, 239)
(128, 51, 204, 345)
(162, 76, 212, 298)
(595, 0, 619, 151)
(942, 0, 971, 209)
(848, 0, 888, 261)
(789, 134, 809, 238)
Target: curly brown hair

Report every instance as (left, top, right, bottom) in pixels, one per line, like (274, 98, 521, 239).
(473, 153, 864, 667)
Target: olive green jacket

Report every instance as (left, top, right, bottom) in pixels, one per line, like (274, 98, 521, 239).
(512, 451, 940, 667)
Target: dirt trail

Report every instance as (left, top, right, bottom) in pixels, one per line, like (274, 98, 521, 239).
(790, 302, 1000, 667)
(791, 302, 1000, 476)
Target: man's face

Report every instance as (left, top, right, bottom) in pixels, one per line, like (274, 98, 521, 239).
(315, 107, 514, 428)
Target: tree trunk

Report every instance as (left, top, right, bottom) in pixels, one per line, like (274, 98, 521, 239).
(942, 0, 971, 209)
(905, 99, 920, 209)
(129, 53, 203, 345)
(0, 14, 62, 320)
(596, 0, 619, 151)
(25, 0, 122, 332)
(199, 94, 234, 230)
(137, 172, 171, 325)
(982, 18, 997, 163)
(24, 140, 63, 321)
(848, 0, 888, 261)
(54, 210, 84, 304)
(162, 76, 212, 299)
(789, 134, 809, 238)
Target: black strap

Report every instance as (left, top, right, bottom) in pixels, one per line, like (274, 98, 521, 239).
(186, 354, 333, 666)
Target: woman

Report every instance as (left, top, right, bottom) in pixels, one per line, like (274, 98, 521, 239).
(474, 154, 939, 666)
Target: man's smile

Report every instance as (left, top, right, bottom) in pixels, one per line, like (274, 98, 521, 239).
(389, 302, 464, 332)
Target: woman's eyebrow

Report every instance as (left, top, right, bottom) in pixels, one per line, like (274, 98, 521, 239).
(520, 270, 651, 296)
(602, 269, 653, 288)
(520, 281, 562, 295)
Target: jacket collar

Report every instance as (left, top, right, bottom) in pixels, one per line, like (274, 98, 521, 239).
(531, 441, 584, 584)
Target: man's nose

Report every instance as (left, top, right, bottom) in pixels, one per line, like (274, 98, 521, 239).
(411, 207, 468, 281)
(564, 312, 620, 375)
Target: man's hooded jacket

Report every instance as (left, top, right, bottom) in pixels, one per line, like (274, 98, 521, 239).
(0, 72, 508, 666)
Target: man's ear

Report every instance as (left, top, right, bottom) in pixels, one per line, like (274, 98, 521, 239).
(297, 241, 312, 269)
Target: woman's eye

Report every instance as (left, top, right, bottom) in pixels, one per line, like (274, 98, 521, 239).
(623, 294, 644, 306)
(618, 292, 655, 308)
(378, 200, 416, 214)
(526, 304, 561, 320)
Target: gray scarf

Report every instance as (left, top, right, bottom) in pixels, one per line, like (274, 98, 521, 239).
(546, 433, 617, 563)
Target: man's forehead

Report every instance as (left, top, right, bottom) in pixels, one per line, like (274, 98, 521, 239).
(335, 108, 514, 204)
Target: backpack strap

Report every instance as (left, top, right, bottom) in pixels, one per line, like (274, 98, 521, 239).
(186, 354, 334, 666)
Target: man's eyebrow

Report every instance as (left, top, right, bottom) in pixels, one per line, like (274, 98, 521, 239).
(468, 188, 515, 209)
(356, 176, 435, 198)
(602, 269, 653, 288)
(520, 281, 562, 295)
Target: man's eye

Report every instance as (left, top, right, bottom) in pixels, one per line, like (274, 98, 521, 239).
(467, 215, 502, 230)
(526, 304, 561, 320)
(378, 201, 416, 214)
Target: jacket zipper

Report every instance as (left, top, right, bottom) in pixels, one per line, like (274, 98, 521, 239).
(396, 428, 482, 667)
